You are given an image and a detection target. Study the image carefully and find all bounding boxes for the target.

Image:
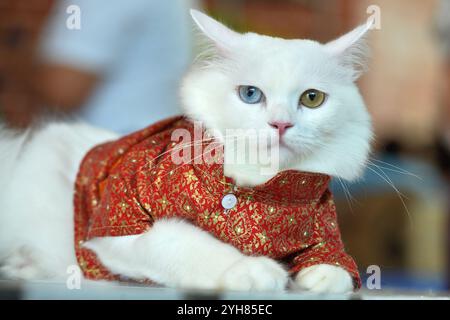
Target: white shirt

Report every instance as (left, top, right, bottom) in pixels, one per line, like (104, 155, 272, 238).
(40, 0, 194, 133)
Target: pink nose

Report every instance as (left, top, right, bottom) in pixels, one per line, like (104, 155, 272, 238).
(269, 122, 294, 136)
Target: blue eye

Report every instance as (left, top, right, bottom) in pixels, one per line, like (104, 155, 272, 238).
(238, 86, 264, 104)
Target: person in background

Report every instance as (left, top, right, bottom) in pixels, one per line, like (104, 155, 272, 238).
(5, 0, 195, 134)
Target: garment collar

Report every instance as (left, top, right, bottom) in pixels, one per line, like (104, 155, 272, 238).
(177, 119, 331, 204)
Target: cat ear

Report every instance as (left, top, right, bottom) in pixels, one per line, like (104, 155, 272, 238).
(324, 18, 374, 80)
(190, 9, 240, 50)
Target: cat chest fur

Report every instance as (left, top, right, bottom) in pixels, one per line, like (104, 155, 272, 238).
(73, 116, 361, 287)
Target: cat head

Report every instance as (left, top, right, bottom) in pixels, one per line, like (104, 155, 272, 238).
(180, 9, 373, 184)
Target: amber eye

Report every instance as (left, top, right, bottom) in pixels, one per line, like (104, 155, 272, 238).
(299, 89, 326, 108)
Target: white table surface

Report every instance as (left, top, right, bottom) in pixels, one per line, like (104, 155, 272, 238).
(0, 280, 448, 300)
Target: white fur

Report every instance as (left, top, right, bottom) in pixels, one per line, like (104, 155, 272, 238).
(84, 219, 288, 291)
(182, 10, 373, 186)
(0, 10, 372, 294)
(294, 264, 353, 293)
(0, 121, 117, 279)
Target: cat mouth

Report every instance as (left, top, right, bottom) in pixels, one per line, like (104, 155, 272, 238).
(277, 138, 295, 153)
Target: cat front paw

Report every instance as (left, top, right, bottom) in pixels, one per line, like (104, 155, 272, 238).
(293, 264, 353, 294)
(219, 256, 288, 292)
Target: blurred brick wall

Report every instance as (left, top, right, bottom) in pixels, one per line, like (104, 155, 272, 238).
(0, 0, 54, 125)
(203, 0, 357, 41)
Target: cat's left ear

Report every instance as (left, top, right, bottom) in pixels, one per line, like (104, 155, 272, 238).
(324, 18, 374, 80)
(190, 9, 240, 51)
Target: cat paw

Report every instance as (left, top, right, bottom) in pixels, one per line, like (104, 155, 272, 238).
(219, 256, 288, 292)
(293, 264, 353, 294)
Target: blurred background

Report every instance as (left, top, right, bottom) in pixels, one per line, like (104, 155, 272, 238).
(0, 0, 449, 294)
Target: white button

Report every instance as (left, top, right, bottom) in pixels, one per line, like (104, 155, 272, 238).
(221, 193, 237, 210)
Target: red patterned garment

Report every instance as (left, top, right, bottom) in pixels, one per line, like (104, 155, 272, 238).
(74, 116, 361, 289)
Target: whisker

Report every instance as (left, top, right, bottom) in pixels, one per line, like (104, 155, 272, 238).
(156, 141, 225, 181)
(367, 162, 410, 199)
(365, 165, 413, 228)
(369, 158, 422, 180)
(144, 138, 218, 166)
(367, 162, 417, 178)
(336, 176, 355, 215)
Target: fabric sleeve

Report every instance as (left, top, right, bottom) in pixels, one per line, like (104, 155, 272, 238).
(288, 195, 361, 290)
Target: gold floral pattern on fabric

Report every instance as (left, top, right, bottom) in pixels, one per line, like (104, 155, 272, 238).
(73, 116, 361, 289)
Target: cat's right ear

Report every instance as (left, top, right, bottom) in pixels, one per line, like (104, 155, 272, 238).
(190, 9, 240, 51)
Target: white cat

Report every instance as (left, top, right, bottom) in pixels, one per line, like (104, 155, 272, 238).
(0, 10, 373, 294)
